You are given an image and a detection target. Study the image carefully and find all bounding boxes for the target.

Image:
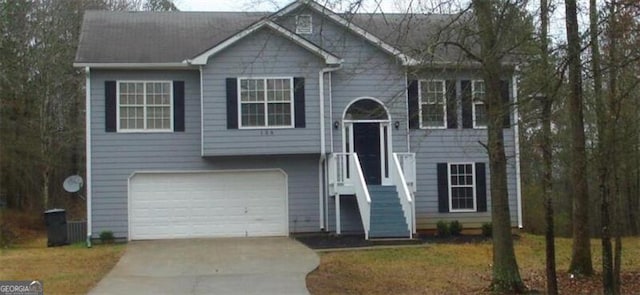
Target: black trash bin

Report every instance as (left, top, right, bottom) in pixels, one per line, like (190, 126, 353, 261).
(44, 209, 68, 247)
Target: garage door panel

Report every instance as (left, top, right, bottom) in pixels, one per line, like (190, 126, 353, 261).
(130, 171, 287, 240)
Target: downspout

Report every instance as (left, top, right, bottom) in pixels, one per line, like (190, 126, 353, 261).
(319, 64, 342, 230)
(200, 66, 204, 157)
(326, 71, 334, 230)
(85, 67, 92, 248)
(513, 66, 524, 228)
(405, 70, 410, 152)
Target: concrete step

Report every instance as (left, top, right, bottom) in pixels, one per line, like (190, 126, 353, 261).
(367, 185, 397, 192)
(369, 230, 411, 238)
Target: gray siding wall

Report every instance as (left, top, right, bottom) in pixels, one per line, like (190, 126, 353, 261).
(278, 9, 411, 233)
(201, 27, 328, 156)
(410, 70, 519, 229)
(276, 8, 409, 155)
(90, 70, 320, 238)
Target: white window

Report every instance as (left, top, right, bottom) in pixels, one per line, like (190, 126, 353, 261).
(448, 163, 476, 212)
(239, 78, 293, 128)
(419, 80, 446, 128)
(118, 81, 172, 131)
(296, 15, 312, 34)
(472, 80, 487, 128)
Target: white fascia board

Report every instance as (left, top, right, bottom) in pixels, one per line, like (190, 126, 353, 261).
(275, 0, 418, 66)
(189, 20, 342, 66)
(73, 62, 193, 69)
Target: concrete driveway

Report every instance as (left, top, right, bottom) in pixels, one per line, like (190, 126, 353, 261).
(89, 237, 319, 295)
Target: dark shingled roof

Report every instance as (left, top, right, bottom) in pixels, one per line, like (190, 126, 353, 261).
(349, 13, 470, 63)
(75, 11, 268, 63)
(75, 10, 468, 64)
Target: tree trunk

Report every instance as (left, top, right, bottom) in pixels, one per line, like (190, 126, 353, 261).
(540, 0, 557, 292)
(542, 96, 557, 295)
(565, 0, 594, 276)
(472, 0, 525, 292)
(42, 168, 50, 210)
(608, 2, 622, 293)
(591, 0, 614, 291)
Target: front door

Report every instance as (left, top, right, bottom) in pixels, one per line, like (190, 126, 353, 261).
(353, 123, 382, 185)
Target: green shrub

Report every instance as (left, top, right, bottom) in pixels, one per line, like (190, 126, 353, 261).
(99, 230, 115, 244)
(436, 220, 450, 237)
(449, 220, 463, 236)
(481, 222, 492, 237)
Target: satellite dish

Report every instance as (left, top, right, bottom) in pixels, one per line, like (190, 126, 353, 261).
(63, 175, 84, 193)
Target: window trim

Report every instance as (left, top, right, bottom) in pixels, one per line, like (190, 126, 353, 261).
(116, 80, 174, 133)
(295, 14, 313, 34)
(472, 80, 487, 129)
(418, 79, 447, 129)
(237, 77, 295, 129)
(448, 162, 477, 212)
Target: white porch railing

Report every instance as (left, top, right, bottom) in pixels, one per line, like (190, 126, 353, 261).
(395, 153, 417, 193)
(391, 153, 415, 237)
(328, 153, 371, 239)
(328, 152, 348, 194)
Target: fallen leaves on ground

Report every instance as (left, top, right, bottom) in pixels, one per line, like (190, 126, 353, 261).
(0, 235, 125, 295)
(307, 234, 640, 294)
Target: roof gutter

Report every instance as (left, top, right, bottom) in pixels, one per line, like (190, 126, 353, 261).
(73, 62, 194, 69)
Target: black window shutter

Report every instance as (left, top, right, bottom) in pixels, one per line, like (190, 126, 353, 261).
(226, 78, 238, 129)
(446, 80, 457, 129)
(294, 77, 305, 128)
(437, 163, 450, 213)
(408, 80, 419, 129)
(476, 162, 487, 212)
(461, 80, 472, 129)
(173, 81, 185, 132)
(500, 80, 510, 128)
(105, 81, 117, 132)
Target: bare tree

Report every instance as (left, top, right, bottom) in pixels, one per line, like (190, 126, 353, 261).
(565, 0, 594, 277)
(539, 0, 558, 292)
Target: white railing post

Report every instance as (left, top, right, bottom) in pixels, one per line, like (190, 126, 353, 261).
(391, 153, 416, 238)
(350, 154, 371, 240)
(328, 153, 370, 238)
(328, 154, 336, 195)
(335, 194, 341, 235)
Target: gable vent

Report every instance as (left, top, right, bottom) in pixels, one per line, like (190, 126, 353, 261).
(296, 15, 312, 34)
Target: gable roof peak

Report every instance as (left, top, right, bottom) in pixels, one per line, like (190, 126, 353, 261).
(273, 0, 418, 66)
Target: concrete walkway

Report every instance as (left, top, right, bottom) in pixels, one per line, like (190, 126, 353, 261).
(89, 237, 319, 295)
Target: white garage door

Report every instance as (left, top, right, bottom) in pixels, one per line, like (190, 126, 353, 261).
(129, 170, 287, 240)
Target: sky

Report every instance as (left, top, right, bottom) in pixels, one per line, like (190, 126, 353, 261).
(175, 0, 403, 12)
(175, 0, 595, 42)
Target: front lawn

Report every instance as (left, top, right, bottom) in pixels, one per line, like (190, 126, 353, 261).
(306, 234, 640, 294)
(0, 236, 125, 294)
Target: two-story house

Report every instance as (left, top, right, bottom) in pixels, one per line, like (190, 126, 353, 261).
(74, 0, 523, 241)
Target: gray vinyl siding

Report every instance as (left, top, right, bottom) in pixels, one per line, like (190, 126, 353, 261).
(410, 70, 519, 229)
(90, 70, 320, 239)
(201, 27, 327, 156)
(275, 8, 409, 155)
(326, 197, 365, 233)
(279, 9, 412, 234)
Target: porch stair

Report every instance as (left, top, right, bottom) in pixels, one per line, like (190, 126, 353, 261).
(368, 185, 410, 238)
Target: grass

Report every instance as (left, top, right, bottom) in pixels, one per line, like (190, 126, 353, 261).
(0, 210, 126, 294)
(1, 224, 125, 295)
(306, 234, 640, 294)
